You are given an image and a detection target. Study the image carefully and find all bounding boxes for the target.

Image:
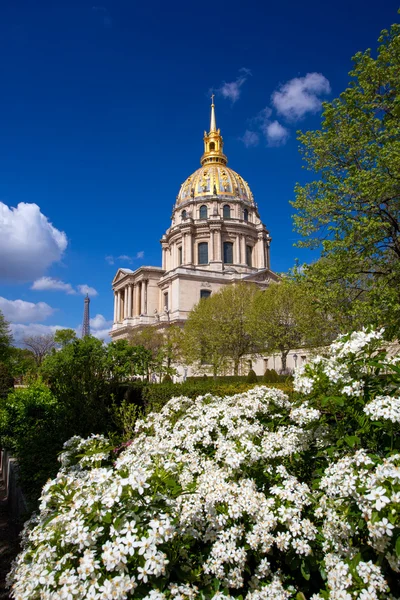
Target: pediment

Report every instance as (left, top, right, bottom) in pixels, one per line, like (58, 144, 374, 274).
(242, 268, 280, 285)
(112, 268, 134, 285)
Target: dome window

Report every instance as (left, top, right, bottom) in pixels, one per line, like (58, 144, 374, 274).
(209, 142, 215, 151)
(246, 245, 252, 267)
(223, 205, 231, 219)
(198, 242, 208, 265)
(181, 210, 187, 220)
(199, 205, 208, 219)
(223, 241, 233, 264)
(243, 208, 249, 221)
(178, 246, 183, 265)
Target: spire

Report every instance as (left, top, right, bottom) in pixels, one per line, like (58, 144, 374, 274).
(82, 294, 91, 337)
(210, 94, 217, 132)
(201, 97, 227, 166)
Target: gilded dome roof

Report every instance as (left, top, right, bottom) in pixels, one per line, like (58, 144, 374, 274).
(177, 165, 254, 205)
(176, 98, 255, 207)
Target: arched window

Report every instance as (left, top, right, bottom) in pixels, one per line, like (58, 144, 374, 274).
(223, 241, 233, 264)
(199, 205, 208, 219)
(223, 204, 231, 219)
(243, 208, 248, 221)
(198, 242, 208, 265)
(209, 142, 215, 151)
(246, 245, 252, 267)
(181, 210, 187, 220)
(200, 290, 211, 299)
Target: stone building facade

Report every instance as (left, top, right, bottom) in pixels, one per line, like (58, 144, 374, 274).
(110, 100, 279, 342)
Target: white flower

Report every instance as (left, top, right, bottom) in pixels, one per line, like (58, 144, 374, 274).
(365, 486, 391, 510)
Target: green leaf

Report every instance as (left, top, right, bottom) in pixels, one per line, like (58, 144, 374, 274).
(344, 435, 360, 448)
(395, 536, 400, 558)
(301, 560, 310, 580)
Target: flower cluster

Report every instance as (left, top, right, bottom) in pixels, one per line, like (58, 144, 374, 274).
(364, 395, 400, 424)
(294, 328, 386, 397)
(7, 330, 400, 599)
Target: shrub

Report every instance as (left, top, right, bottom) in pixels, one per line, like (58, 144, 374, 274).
(141, 381, 260, 414)
(0, 361, 14, 399)
(246, 368, 258, 383)
(8, 328, 400, 599)
(162, 374, 173, 384)
(263, 367, 280, 383)
(0, 382, 63, 508)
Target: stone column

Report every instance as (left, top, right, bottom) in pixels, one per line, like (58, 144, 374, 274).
(132, 283, 136, 317)
(122, 287, 127, 319)
(235, 235, 240, 264)
(210, 230, 215, 262)
(216, 230, 222, 262)
(183, 233, 188, 264)
(266, 240, 271, 269)
(240, 234, 246, 265)
(257, 234, 266, 268)
(143, 279, 148, 314)
(187, 232, 193, 265)
(127, 285, 132, 318)
(137, 282, 142, 315)
(135, 283, 141, 316)
(117, 290, 121, 322)
(113, 292, 118, 322)
(140, 282, 145, 315)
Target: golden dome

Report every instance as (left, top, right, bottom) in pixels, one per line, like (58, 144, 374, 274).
(177, 164, 254, 205)
(176, 97, 255, 206)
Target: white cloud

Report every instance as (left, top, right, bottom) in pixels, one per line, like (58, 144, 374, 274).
(90, 314, 112, 342)
(106, 252, 144, 265)
(217, 68, 251, 104)
(264, 120, 290, 146)
(240, 130, 260, 148)
(77, 284, 98, 297)
(10, 323, 63, 346)
(31, 277, 98, 296)
(0, 297, 54, 323)
(32, 277, 76, 294)
(0, 202, 67, 282)
(90, 314, 110, 330)
(250, 108, 289, 147)
(271, 72, 331, 121)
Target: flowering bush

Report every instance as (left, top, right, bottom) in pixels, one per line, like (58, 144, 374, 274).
(7, 330, 400, 599)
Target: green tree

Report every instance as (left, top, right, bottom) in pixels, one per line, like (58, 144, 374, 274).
(0, 382, 62, 506)
(40, 337, 138, 436)
(251, 280, 333, 373)
(0, 309, 12, 363)
(23, 334, 56, 366)
(54, 328, 77, 348)
(129, 325, 183, 380)
(292, 20, 400, 333)
(183, 283, 259, 376)
(8, 347, 37, 380)
(0, 362, 14, 399)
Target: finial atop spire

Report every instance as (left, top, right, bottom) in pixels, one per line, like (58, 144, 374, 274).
(210, 94, 217, 133)
(201, 97, 227, 166)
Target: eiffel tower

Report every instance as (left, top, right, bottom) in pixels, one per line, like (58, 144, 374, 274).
(82, 294, 90, 337)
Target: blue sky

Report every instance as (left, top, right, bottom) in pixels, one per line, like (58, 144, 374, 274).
(0, 0, 398, 343)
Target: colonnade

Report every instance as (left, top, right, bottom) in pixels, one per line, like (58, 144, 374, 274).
(163, 229, 270, 270)
(113, 279, 149, 322)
